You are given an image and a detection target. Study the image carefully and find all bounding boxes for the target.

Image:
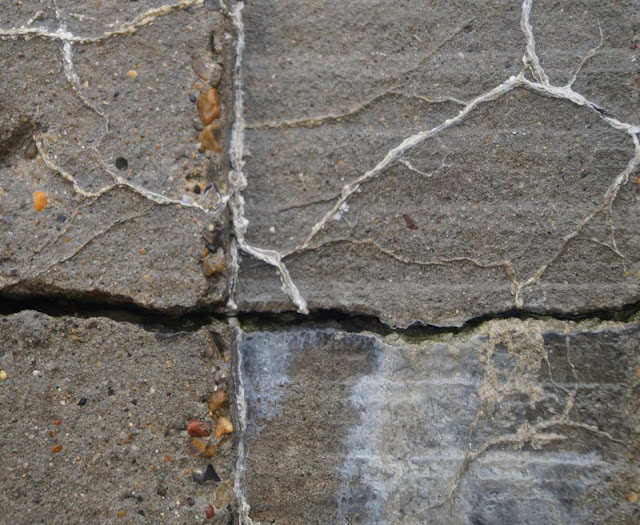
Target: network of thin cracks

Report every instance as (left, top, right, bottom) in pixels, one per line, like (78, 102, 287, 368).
(0, 0, 218, 216)
(0, 0, 236, 287)
(231, 0, 639, 315)
(428, 320, 630, 510)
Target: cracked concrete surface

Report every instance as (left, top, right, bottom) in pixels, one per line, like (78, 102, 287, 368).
(1, 0, 639, 523)
(233, 0, 640, 327)
(1, 0, 231, 310)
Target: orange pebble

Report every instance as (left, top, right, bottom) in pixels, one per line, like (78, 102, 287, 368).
(197, 87, 220, 125)
(51, 444, 63, 454)
(214, 417, 233, 438)
(33, 191, 48, 212)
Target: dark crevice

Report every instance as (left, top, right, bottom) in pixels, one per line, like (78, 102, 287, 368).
(237, 301, 640, 339)
(0, 291, 222, 333)
(1, 290, 638, 336)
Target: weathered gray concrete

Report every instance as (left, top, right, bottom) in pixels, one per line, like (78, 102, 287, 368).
(236, 319, 640, 524)
(1, 0, 639, 523)
(0, 310, 235, 524)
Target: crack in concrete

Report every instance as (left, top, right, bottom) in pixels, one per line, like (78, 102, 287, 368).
(230, 321, 254, 525)
(0, 0, 205, 44)
(236, 0, 640, 316)
(246, 90, 465, 131)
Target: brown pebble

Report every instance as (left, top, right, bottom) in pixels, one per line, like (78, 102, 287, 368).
(127, 70, 138, 78)
(205, 504, 215, 519)
(117, 510, 127, 518)
(197, 87, 220, 125)
(51, 444, 63, 454)
(197, 123, 223, 153)
(202, 249, 225, 277)
(208, 390, 228, 415)
(191, 437, 208, 454)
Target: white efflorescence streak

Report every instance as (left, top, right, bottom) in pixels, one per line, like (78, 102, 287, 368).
(227, 1, 309, 314)
(287, 75, 524, 256)
(230, 324, 254, 525)
(2, 0, 217, 214)
(0, 0, 205, 44)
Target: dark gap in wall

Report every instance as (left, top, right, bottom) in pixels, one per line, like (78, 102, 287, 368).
(1, 290, 638, 336)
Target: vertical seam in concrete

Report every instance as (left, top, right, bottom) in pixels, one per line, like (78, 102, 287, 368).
(226, 1, 309, 315)
(230, 322, 254, 525)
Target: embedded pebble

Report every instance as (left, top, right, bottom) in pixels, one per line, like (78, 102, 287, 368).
(197, 87, 220, 125)
(209, 64, 223, 87)
(214, 417, 233, 438)
(33, 191, 48, 212)
(205, 504, 215, 519)
(0, 370, 7, 380)
(192, 464, 220, 485)
(202, 250, 225, 277)
(127, 70, 138, 78)
(51, 444, 63, 454)
(23, 140, 37, 159)
(186, 420, 211, 437)
(189, 94, 197, 103)
(214, 367, 227, 384)
(198, 124, 223, 153)
(191, 59, 210, 81)
(208, 390, 228, 415)
(202, 226, 224, 249)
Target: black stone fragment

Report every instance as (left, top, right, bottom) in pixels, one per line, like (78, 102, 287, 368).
(192, 464, 221, 484)
(78, 397, 87, 406)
